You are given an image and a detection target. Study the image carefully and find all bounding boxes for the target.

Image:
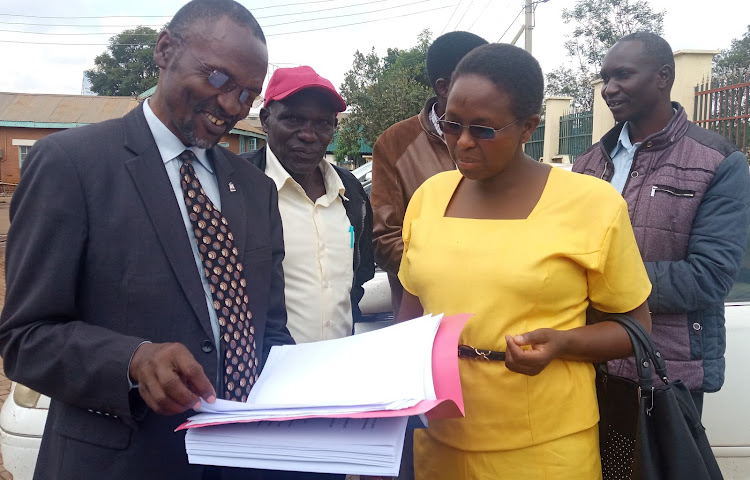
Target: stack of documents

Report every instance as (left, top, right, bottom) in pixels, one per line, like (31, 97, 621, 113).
(186, 417, 409, 476)
(180, 313, 470, 476)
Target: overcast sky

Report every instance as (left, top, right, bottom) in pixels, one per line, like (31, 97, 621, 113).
(1, 0, 748, 98)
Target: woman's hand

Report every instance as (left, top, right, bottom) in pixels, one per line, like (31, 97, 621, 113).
(504, 328, 567, 376)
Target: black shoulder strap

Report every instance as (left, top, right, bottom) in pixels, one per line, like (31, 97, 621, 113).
(605, 314, 670, 387)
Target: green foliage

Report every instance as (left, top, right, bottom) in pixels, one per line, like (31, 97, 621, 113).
(336, 30, 433, 164)
(545, 66, 595, 111)
(545, 0, 665, 110)
(714, 25, 750, 79)
(85, 26, 160, 96)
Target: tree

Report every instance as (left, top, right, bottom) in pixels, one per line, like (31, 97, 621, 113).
(85, 26, 160, 96)
(544, 66, 596, 111)
(335, 30, 432, 165)
(545, 0, 665, 110)
(714, 25, 750, 79)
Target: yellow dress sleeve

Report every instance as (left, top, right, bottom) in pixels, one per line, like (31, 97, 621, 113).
(588, 200, 652, 313)
(398, 184, 426, 295)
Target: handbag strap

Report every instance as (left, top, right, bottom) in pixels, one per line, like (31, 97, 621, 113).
(604, 314, 671, 386)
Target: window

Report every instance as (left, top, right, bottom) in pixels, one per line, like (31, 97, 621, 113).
(218, 142, 230, 148)
(18, 145, 31, 167)
(12, 139, 36, 167)
(726, 233, 750, 303)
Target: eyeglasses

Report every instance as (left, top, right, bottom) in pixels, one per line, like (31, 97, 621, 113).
(438, 115, 519, 140)
(173, 33, 263, 108)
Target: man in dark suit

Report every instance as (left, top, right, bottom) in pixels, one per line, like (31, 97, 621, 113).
(0, 1, 293, 479)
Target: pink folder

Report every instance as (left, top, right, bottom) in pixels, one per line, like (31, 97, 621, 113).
(177, 313, 470, 431)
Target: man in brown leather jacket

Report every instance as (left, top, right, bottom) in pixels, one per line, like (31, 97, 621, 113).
(371, 31, 487, 318)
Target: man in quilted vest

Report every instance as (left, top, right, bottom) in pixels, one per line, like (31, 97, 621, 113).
(573, 32, 750, 415)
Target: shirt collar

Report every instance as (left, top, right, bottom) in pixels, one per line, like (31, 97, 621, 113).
(430, 102, 444, 138)
(142, 99, 213, 173)
(610, 121, 638, 158)
(610, 107, 679, 158)
(265, 147, 345, 198)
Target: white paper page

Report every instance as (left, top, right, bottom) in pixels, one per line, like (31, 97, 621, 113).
(195, 314, 441, 418)
(186, 416, 407, 476)
(246, 314, 441, 407)
(186, 455, 401, 477)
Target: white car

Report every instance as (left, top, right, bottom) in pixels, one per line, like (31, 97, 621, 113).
(0, 382, 48, 480)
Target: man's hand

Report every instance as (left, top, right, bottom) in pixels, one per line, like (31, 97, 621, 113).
(504, 329, 566, 376)
(129, 342, 216, 415)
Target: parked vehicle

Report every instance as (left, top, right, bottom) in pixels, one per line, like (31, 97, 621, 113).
(350, 161, 373, 196)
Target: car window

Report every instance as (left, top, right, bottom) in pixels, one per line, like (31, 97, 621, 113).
(726, 234, 750, 302)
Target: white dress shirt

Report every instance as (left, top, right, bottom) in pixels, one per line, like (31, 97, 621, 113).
(142, 99, 222, 366)
(264, 148, 354, 344)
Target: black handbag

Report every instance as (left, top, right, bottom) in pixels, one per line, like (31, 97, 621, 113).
(596, 314, 724, 480)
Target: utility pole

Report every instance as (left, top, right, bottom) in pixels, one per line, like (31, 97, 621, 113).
(524, 0, 533, 54)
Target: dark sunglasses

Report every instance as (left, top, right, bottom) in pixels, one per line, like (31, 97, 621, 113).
(438, 115, 519, 140)
(173, 33, 263, 108)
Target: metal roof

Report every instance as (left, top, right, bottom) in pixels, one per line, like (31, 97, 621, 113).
(232, 118, 265, 137)
(326, 131, 373, 155)
(0, 92, 140, 125)
(0, 92, 266, 139)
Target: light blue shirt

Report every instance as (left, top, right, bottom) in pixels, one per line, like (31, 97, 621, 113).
(142, 99, 222, 367)
(609, 122, 640, 194)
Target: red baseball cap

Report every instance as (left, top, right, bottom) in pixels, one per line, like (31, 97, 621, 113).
(263, 65, 346, 112)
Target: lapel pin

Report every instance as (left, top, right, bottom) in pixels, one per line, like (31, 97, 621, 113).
(228, 182, 236, 192)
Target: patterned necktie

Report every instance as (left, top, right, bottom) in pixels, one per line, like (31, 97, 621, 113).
(178, 150, 258, 402)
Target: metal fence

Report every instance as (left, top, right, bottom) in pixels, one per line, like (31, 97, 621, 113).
(558, 110, 593, 163)
(524, 120, 545, 161)
(694, 74, 750, 154)
(0, 182, 16, 196)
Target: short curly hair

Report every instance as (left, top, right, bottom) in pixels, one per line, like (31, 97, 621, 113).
(617, 31, 674, 72)
(168, 0, 265, 44)
(426, 31, 488, 90)
(451, 43, 544, 119)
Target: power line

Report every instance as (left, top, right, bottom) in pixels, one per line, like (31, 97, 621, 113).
(263, 0, 433, 28)
(466, 0, 493, 30)
(0, 21, 163, 28)
(451, 0, 474, 31)
(250, 0, 394, 20)
(495, 6, 524, 42)
(266, 4, 456, 36)
(0, 4, 457, 45)
(0, 29, 150, 36)
(440, 1, 462, 35)
(0, 1, 341, 19)
(0, 0, 433, 31)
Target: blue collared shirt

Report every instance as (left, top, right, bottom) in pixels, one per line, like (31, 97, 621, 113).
(609, 122, 640, 194)
(142, 99, 222, 362)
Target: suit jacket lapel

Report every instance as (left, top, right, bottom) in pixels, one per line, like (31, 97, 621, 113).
(211, 148, 247, 255)
(122, 106, 213, 338)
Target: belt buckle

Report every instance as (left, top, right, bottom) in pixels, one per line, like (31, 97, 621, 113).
(473, 347, 491, 361)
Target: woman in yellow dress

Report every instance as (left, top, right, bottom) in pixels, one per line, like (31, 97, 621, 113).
(397, 43, 652, 479)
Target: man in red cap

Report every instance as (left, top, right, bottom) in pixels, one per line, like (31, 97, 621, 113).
(242, 66, 373, 356)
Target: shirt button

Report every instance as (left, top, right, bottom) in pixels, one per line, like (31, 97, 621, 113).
(201, 339, 214, 353)
(323, 281, 330, 288)
(692, 322, 702, 331)
(631, 171, 639, 178)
